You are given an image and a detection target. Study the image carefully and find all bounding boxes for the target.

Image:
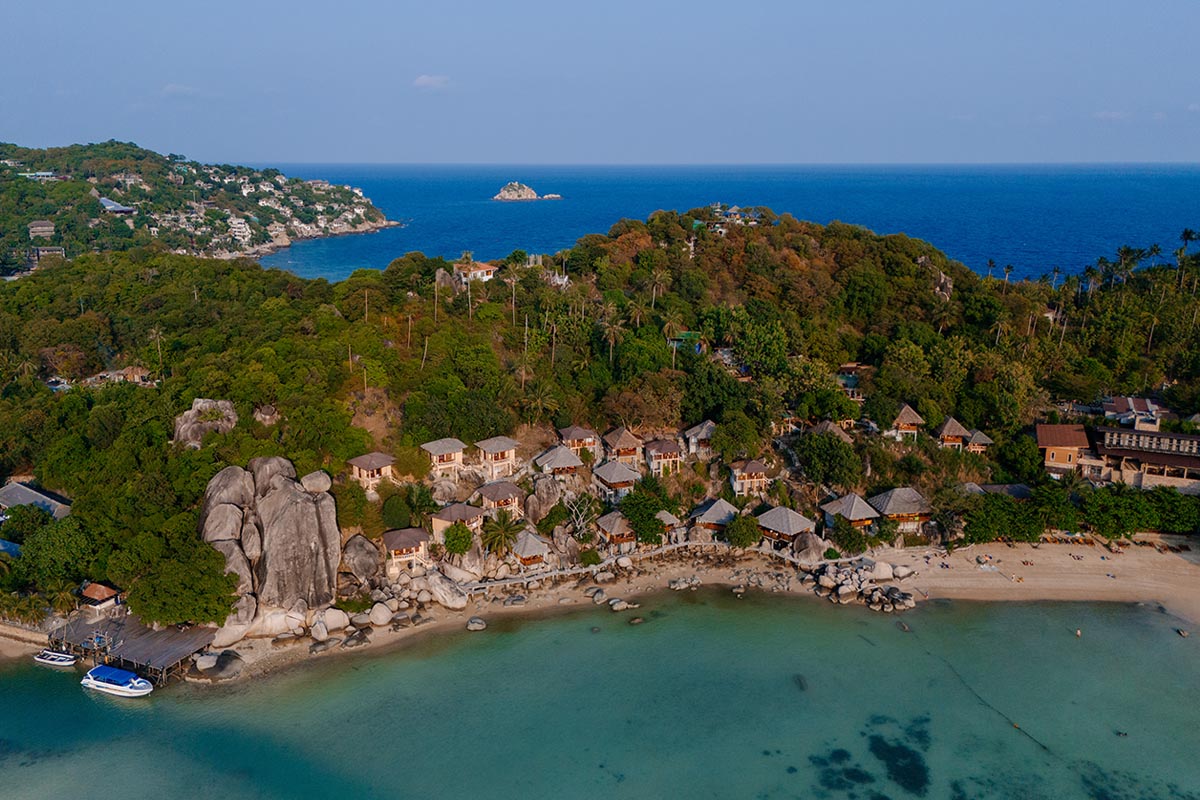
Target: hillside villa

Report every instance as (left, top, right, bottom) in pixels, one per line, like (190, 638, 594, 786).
(730, 459, 769, 497)
(558, 425, 600, 459)
(821, 493, 880, 530)
(688, 497, 739, 534)
(645, 439, 683, 477)
(756, 506, 816, 547)
(383, 528, 431, 576)
(595, 511, 636, 550)
(430, 503, 485, 541)
(603, 427, 643, 466)
(866, 487, 932, 534)
(592, 460, 641, 502)
(684, 419, 717, 459)
(421, 438, 466, 478)
(346, 452, 396, 490)
(884, 404, 925, 441)
(0, 481, 72, 521)
(535, 445, 583, 478)
(513, 530, 552, 568)
(474, 435, 520, 480)
(477, 480, 524, 517)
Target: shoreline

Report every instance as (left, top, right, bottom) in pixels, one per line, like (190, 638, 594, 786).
(5, 540, 1196, 675)
(240, 218, 403, 261)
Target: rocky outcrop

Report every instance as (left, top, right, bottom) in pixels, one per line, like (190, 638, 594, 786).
(200, 457, 342, 643)
(300, 470, 332, 494)
(342, 535, 382, 586)
(174, 399, 238, 448)
(422, 569, 469, 610)
(524, 474, 562, 523)
(492, 181, 540, 201)
(806, 561, 916, 613)
(792, 532, 831, 564)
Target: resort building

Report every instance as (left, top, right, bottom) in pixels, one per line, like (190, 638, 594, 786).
(346, 452, 395, 491)
(820, 493, 880, 531)
(730, 459, 769, 497)
(535, 445, 583, 478)
(79, 580, 122, 620)
(644, 439, 683, 477)
(656, 509, 685, 543)
(688, 497, 739, 535)
(866, 487, 932, 534)
(1094, 427, 1200, 493)
(932, 417, 971, 450)
(453, 260, 500, 283)
(808, 419, 853, 445)
(836, 363, 867, 404)
(383, 528, 431, 576)
(513, 530, 553, 568)
(756, 506, 816, 547)
(430, 503, 485, 542)
(595, 511, 636, 550)
(27, 219, 54, 239)
(474, 435, 520, 480)
(558, 424, 601, 459)
(592, 460, 642, 502)
(965, 429, 994, 454)
(421, 438, 467, 478)
(683, 419, 717, 459)
(477, 480, 524, 518)
(603, 427, 644, 467)
(0, 481, 71, 521)
(1103, 396, 1166, 431)
(884, 404, 925, 441)
(1035, 424, 1092, 477)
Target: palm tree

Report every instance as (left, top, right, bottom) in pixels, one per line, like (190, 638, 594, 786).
(986, 259, 996, 280)
(1051, 265, 1061, 291)
(600, 317, 625, 365)
(14, 594, 47, 626)
(405, 485, 438, 528)
(147, 327, 164, 374)
(650, 267, 670, 309)
(1002, 264, 1013, 293)
(480, 510, 523, 556)
(43, 580, 77, 617)
(522, 383, 560, 423)
(626, 298, 649, 329)
(661, 309, 684, 341)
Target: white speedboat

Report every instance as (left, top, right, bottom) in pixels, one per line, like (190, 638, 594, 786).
(80, 665, 154, 697)
(33, 649, 78, 667)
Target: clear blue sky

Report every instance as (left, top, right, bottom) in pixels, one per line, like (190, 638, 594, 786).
(5, 0, 1198, 164)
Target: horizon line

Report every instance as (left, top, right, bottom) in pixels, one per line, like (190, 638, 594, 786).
(248, 160, 1200, 167)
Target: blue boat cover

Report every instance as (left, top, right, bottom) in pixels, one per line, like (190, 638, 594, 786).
(88, 665, 136, 683)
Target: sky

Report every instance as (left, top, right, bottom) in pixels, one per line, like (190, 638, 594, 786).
(4, 0, 1199, 164)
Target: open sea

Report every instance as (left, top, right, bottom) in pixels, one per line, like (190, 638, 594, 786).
(258, 164, 1200, 283)
(3, 593, 1198, 799)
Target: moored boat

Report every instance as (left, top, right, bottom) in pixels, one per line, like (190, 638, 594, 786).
(80, 665, 154, 697)
(33, 649, 78, 667)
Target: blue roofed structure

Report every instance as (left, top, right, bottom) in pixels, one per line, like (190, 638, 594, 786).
(0, 482, 71, 520)
(98, 197, 135, 213)
(0, 539, 20, 558)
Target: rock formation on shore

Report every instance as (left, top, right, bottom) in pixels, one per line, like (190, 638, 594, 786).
(174, 398, 238, 448)
(201, 457, 341, 643)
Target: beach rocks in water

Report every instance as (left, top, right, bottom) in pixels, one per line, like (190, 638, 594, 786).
(194, 649, 244, 680)
(807, 561, 915, 613)
(493, 181, 540, 201)
(322, 608, 350, 632)
(466, 617, 487, 631)
(669, 576, 701, 591)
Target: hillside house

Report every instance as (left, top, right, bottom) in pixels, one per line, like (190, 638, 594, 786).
(965, 429, 994, 454)
(474, 435, 520, 480)
(453, 261, 499, 283)
(79, 581, 122, 620)
(688, 497, 739, 534)
(0, 482, 71, 521)
(645, 439, 683, 477)
(884, 404, 925, 441)
(932, 417, 971, 450)
(592, 460, 642, 502)
(730, 459, 769, 497)
(477, 480, 524, 518)
(1095, 427, 1200, 493)
(1035, 424, 1093, 478)
(820, 493, 880, 531)
(27, 220, 55, 239)
(756, 506, 816, 547)
(808, 419, 853, 445)
(603, 427, 644, 466)
(1103, 396, 1166, 431)
(867, 487, 932, 534)
(346, 452, 395, 490)
(558, 425, 600, 459)
(836, 363, 867, 403)
(383, 528, 431, 576)
(596, 511, 636, 550)
(684, 419, 717, 459)
(656, 509, 685, 543)
(535, 445, 583, 478)
(513, 530, 552, 568)
(421, 438, 466, 478)
(430, 503, 485, 542)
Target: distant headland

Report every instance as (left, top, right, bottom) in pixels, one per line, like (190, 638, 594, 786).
(492, 181, 561, 201)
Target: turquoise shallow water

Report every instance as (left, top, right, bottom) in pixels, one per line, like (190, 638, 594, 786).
(2, 594, 1198, 799)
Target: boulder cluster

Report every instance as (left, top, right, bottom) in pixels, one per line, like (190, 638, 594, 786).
(174, 398, 238, 448)
(802, 560, 917, 613)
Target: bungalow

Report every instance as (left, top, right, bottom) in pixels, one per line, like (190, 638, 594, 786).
(809, 419, 853, 445)
(430, 503, 486, 542)
(820, 493, 880, 530)
(346, 452, 395, 491)
(756, 506, 816, 546)
(688, 497, 739, 533)
(558, 424, 600, 459)
(932, 417, 971, 450)
(535, 445, 583, 478)
(866, 487, 931, 534)
(0, 481, 71, 520)
(836, 363, 867, 403)
(595, 511, 636, 548)
(513, 529, 553, 568)
(644, 439, 682, 477)
(965, 429, 994, 454)
(27, 220, 55, 239)
(884, 404, 924, 441)
(453, 260, 499, 283)
(730, 459, 769, 497)
(655, 509, 685, 543)
(961, 482, 1033, 500)
(421, 437, 467, 478)
(592, 460, 642, 502)
(383, 528, 431, 575)
(474, 435, 520, 480)
(477, 480, 524, 518)
(80, 580, 122, 620)
(683, 419, 717, 459)
(1035, 424, 1091, 477)
(603, 426, 644, 467)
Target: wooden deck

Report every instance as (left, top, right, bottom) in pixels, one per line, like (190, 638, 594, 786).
(50, 614, 214, 682)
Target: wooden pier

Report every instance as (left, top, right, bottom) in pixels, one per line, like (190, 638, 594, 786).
(49, 615, 215, 684)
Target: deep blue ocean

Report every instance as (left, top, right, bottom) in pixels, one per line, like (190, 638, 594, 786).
(259, 164, 1200, 283)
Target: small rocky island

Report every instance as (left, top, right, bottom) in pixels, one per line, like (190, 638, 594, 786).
(492, 181, 561, 201)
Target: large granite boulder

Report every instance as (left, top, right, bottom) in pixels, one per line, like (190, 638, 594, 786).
(255, 480, 339, 608)
(203, 465, 255, 509)
(424, 569, 469, 610)
(202, 504, 244, 543)
(174, 399, 238, 449)
(793, 532, 831, 564)
(211, 540, 253, 595)
(249, 456, 296, 497)
(342, 535, 382, 586)
(300, 470, 332, 494)
(524, 474, 562, 524)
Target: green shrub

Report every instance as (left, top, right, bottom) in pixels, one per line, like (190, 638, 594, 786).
(443, 522, 473, 555)
(334, 594, 373, 614)
(382, 494, 412, 529)
(824, 547, 841, 560)
(722, 515, 762, 548)
(536, 502, 568, 535)
(579, 548, 601, 567)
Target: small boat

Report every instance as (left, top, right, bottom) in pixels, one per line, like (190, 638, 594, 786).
(1178, 629, 1190, 638)
(80, 665, 154, 698)
(33, 649, 78, 667)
